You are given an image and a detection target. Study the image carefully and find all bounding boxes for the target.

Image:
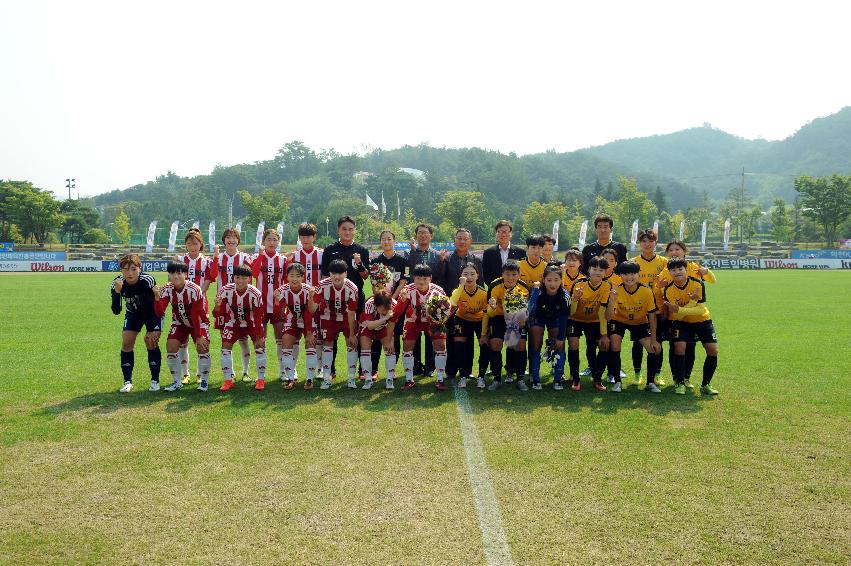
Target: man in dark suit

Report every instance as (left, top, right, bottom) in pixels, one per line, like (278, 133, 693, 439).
(482, 220, 526, 287)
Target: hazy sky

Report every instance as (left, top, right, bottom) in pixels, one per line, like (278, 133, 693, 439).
(1, 1, 848, 198)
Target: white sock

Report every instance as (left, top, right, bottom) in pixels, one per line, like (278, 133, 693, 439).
(282, 348, 294, 380)
(255, 347, 266, 380)
(403, 352, 414, 381)
(198, 353, 211, 383)
(306, 347, 317, 380)
(347, 348, 358, 379)
(385, 354, 397, 380)
(435, 349, 447, 382)
(179, 343, 190, 376)
(239, 337, 250, 374)
(322, 346, 333, 382)
(166, 352, 180, 383)
(292, 342, 300, 377)
(221, 348, 233, 380)
(277, 342, 286, 379)
(360, 349, 372, 378)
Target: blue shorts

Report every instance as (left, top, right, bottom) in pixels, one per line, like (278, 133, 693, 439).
(123, 311, 163, 333)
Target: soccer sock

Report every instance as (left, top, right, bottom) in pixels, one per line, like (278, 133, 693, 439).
(277, 342, 286, 379)
(489, 348, 503, 380)
(346, 347, 358, 379)
(702, 354, 718, 386)
(554, 349, 566, 382)
(505, 349, 516, 376)
(672, 353, 686, 384)
(198, 353, 211, 383)
(371, 340, 382, 376)
(147, 347, 161, 382)
(585, 340, 596, 370)
(360, 349, 373, 379)
(255, 347, 266, 380)
(454, 341, 468, 378)
(239, 337, 251, 375)
(221, 348, 233, 381)
(592, 350, 607, 382)
(645, 350, 657, 383)
(631, 340, 643, 373)
(282, 348, 294, 381)
(610, 350, 622, 383)
(321, 346, 334, 383)
(402, 351, 415, 382)
(476, 341, 488, 377)
(385, 354, 397, 380)
(166, 352, 180, 384)
(292, 342, 300, 373)
(179, 342, 190, 376)
(568, 348, 580, 382)
(529, 349, 541, 384)
(685, 342, 697, 379)
(516, 348, 527, 377)
(305, 347, 317, 380)
(120, 350, 134, 382)
(434, 349, 447, 382)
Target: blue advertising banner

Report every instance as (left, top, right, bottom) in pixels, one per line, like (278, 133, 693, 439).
(0, 242, 14, 252)
(102, 260, 170, 272)
(791, 249, 851, 259)
(0, 251, 66, 260)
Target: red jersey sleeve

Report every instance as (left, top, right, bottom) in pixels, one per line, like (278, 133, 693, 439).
(190, 294, 211, 339)
(154, 288, 170, 318)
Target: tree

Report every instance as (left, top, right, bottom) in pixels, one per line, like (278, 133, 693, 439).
(652, 186, 669, 213)
(82, 228, 111, 244)
(5, 183, 62, 243)
(274, 141, 321, 182)
(113, 208, 132, 244)
(794, 174, 851, 247)
(238, 189, 290, 228)
(434, 190, 492, 241)
(770, 198, 791, 243)
(60, 200, 100, 243)
(596, 177, 657, 241)
(521, 201, 567, 239)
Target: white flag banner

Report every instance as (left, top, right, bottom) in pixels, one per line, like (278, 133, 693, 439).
(254, 221, 265, 253)
(723, 218, 731, 251)
(296, 232, 303, 251)
(167, 221, 179, 252)
(145, 221, 157, 253)
(629, 219, 639, 252)
(192, 221, 200, 229)
(578, 220, 589, 248)
(701, 220, 708, 252)
(366, 193, 379, 211)
(652, 219, 659, 237)
(396, 191, 401, 219)
(234, 222, 242, 238)
(679, 220, 685, 241)
(208, 221, 216, 251)
(381, 191, 386, 215)
(276, 222, 285, 252)
(552, 219, 560, 251)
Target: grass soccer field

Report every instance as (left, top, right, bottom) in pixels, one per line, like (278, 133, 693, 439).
(0, 271, 849, 564)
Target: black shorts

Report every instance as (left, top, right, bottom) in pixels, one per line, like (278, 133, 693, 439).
(608, 321, 651, 341)
(657, 318, 673, 342)
(488, 315, 528, 342)
(453, 318, 482, 341)
(567, 320, 601, 340)
(672, 320, 717, 344)
(124, 310, 163, 333)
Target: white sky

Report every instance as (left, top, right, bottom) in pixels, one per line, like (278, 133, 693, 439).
(1, 0, 848, 198)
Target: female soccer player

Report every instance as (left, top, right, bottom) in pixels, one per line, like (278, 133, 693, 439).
(214, 265, 266, 391)
(527, 264, 571, 390)
(449, 263, 489, 389)
(274, 262, 318, 390)
(173, 228, 215, 384)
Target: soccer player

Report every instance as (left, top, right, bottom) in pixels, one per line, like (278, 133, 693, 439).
(484, 259, 531, 390)
(289, 223, 324, 380)
(519, 234, 547, 287)
(448, 263, 490, 389)
(274, 262, 318, 390)
(369, 230, 408, 379)
(395, 264, 450, 391)
(541, 234, 558, 264)
(630, 229, 668, 384)
(567, 256, 611, 392)
(662, 258, 719, 395)
(359, 289, 399, 390)
(211, 227, 254, 382)
(600, 248, 624, 383)
(111, 254, 162, 393)
(562, 247, 583, 291)
(174, 228, 216, 384)
(527, 264, 571, 390)
(605, 261, 662, 393)
(251, 228, 288, 382)
(213, 264, 266, 391)
(600, 248, 623, 288)
(313, 259, 360, 389)
(155, 262, 212, 392)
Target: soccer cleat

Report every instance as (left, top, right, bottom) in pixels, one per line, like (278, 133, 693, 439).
(516, 380, 528, 391)
(532, 382, 542, 390)
(612, 382, 622, 393)
(645, 383, 661, 393)
(220, 379, 234, 392)
(347, 377, 357, 389)
(195, 374, 202, 384)
(476, 377, 486, 389)
(656, 377, 666, 386)
(197, 381, 208, 392)
(435, 381, 447, 392)
(580, 367, 592, 377)
(304, 379, 314, 390)
(164, 382, 183, 392)
(241, 373, 253, 383)
(593, 382, 606, 392)
(363, 378, 374, 390)
(553, 381, 564, 391)
(359, 373, 366, 381)
(457, 377, 467, 389)
(149, 381, 160, 392)
(120, 381, 133, 393)
(255, 379, 265, 391)
(684, 379, 694, 389)
(284, 379, 295, 390)
(320, 380, 332, 390)
(487, 380, 501, 391)
(402, 380, 416, 391)
(385, 377, 395, 390)
(606, 375, 616, 384)
(181, 375, 191, 385)
(634, 372, 642, 384)
(701, 384, 719, 395)
(571, 381, 581, 392)
(503, 374, 515, 384)
(619, 369, 627, 378)
(675, 383, 686, 395)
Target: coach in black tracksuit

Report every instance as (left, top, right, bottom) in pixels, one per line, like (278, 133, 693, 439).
(580, 214, 628, 275)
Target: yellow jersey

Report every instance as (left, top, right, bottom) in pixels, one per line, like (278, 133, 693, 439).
(611, 283, 657, 324)
(632, 254, 669, 287)
(563, 269, 582, 292)
(662, 277, 711, 322)
(518, 257, 547, 287)
(570, 278, 612, 323)
(486, 278, 531, 317)
(450, 285, 488, 322)
(603, 273, 623, 288)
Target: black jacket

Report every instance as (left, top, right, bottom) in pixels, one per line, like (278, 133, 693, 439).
(443, 252, 484, 294)
(482, 245, 526, 288)
(321, 240, 371, 291)
(581, 240, 628, 274)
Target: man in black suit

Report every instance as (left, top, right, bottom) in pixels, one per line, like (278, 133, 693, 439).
(482, 220, 526, 287)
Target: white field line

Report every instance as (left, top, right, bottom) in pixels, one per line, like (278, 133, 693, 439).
(454, 386, 514, 566)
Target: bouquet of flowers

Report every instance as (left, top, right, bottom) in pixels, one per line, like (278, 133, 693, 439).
(369, 263, 392, 288)
(503, 288, 529, 348)
(426, 294, 452, 333)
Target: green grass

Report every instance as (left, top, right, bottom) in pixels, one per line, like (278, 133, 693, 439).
(0, 271, 849, 564)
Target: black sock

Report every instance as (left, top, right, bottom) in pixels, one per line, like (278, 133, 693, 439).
(120, 350, 134, 382)
(611, 351, 622, 382)
(490, 349, 503, 380)
(505, 349, 516, 376)
(593, 350, 608, 382)
(148, 347, 161, 382)
(477, 341, 488, 377)
(516, 349, 527, 376)
(685, 342, 697, 379)
(702, 355, 718, 386)
(672, 353, 685, 384)
(371, 340, 382, 376)
(568, 349, 580, 381)
(631, 340, 643, 373)
(585, 340, 596, 369)
(645, 350, 656, 383)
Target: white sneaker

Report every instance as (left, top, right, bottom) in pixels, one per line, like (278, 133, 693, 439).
(457, 377, 467, 388)
(532, 382, 542, 390)
(363, 379, 373, 390)
(149, 381, 160, 392)
(197, 381, 208, 392)
(553, 381, 564, 391)
(164, 381, 183, 392)
(580, 367, 592, 377)
(612, 382, 622, 393)
(347, 377, 357, 389)
(477, 377, 486, 389)
(645, 383, 661, 393)
(120, 381, 133, 393)
(619, 369, 627, 378)
(385, 377, 395, 390)
(504, 374, 515, 384)
(320, 379, 332, 390)
(607, 375, 616, 383)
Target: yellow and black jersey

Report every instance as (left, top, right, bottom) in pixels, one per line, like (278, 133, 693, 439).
(518, 257, 547, 287)
(662, 276, 711, 322)
(486, 278, 531, 317)
(658, 261, 716, 286)
(450, 285, 488, 322)
(612, 283, 657, 325)
(632, 254, 668, 287)
(603, 272, 623, 288)
(570, 278, 612, 323)
(562, 269, 583, 292)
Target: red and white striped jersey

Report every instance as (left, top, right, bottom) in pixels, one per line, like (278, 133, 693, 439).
(155, 281, 210, 336)
(314, 277, 359, 322)
(398, 282, 447, 324)
(251, 250, 288, 313)
(214, 283, 264, 330)
(213, 251, 252, 289)
(292, 247, 323, 287)
(360, 296, 399, 331)
(176, 253, 215, 288)
(274, 283, 314, 331)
